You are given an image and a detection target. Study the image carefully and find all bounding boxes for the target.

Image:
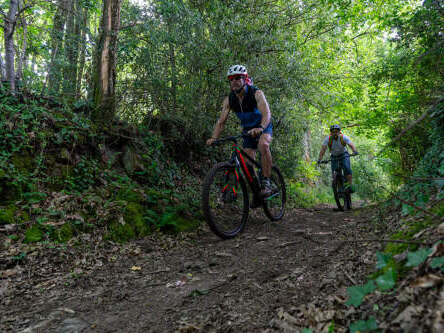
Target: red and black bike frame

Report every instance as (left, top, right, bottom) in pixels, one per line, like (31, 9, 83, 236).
(222, 142, 262, 197)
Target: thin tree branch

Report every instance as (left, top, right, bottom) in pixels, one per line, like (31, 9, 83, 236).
(16, 4, 32, 18)
(379, 98, 444, 153)
(300, 24, 336, 46)
(394, 195, 439, 219)
(393, 174, 444, 181)
(352, 31, 369, 40)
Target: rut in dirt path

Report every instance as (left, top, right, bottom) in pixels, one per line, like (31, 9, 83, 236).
(1, 207, 374, 333)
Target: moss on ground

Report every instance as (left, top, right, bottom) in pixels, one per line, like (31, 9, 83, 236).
(105, 218, 136, 243)
(12, 152, 35, 172)
(0, 205, 16, 224)
(51, 223, 75, 243)
(24, 225, 44, 243)
(384, 218, 434, 254)
(124, 202, 150, 237)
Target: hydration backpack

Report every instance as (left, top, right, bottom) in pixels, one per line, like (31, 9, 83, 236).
(328, 133, 346, 150)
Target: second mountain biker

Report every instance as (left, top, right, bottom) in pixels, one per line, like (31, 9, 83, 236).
(206, 64, 274, 197)
(317, 124, 359, 192)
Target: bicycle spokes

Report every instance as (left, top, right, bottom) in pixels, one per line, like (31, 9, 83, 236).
(262, 166, 286, 221)
(202, 163, 249, 239)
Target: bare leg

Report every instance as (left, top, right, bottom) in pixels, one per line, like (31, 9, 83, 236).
(258, 133, 272, 177)
(243, 148, 256, 164)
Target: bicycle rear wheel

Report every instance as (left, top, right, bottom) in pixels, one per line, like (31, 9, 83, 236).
(332, 173, 347, 211)
(202, 162, 249, 239)
(263, 166, 286, 221)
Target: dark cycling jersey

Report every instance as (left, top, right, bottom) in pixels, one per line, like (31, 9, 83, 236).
(229, 85, 262, 129)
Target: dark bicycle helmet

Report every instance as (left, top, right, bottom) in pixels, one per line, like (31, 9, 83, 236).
(330, 124, 341, 131)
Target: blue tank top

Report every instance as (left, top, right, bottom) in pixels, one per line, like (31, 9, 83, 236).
(228, 85, 262, 129)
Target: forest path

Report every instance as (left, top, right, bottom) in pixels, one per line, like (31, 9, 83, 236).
(1, 206, 377, 332)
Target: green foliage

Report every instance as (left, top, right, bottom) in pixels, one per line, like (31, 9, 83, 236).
(384, 218, 433, 254)
(287, 181, 334, 208)
(347, 243, 441, 320)
(25, 225, 44, 243)
(376, 252, 393, 270)
(430, 257, 444, 272)
(124, 202, 149, 236)
(375, 268, 397, 291)
(0, 0, 441, 253)
(12, 252, 26, 263)
(349, 317, 378, 333)
(295, 160, 320, 183)
(405, 248, 433, 267)
(105, 219, 136, 243)
(345, 280, 376, 307)
(0, 205, 15, 225)
(51, 223, 75, 243)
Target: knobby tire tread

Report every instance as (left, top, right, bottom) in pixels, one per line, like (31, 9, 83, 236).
(202, 162, 249, 239)
(333, 175, 345, 211)
(263, 166, 286, 221)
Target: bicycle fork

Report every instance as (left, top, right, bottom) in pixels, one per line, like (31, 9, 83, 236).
(220, 169, 240, 203)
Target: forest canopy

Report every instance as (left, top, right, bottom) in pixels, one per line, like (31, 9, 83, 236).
(0, 0, 442, 193)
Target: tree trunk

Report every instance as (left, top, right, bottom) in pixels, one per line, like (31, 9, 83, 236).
(302, 127, 311, 162)
(30, 52, 36, 74)
(168, 19, 177, 113)
(47, 0, 68, 95)
(4, 0, 19, 94)
(76, 5, 88, 99)
(92, 0, 121, 124)
(0, 52, 6, 81)
(16, 1, 28, 83)
(63, 0, 81, 98)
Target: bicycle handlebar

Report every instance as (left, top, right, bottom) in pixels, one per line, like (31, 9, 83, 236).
(319, 152, 359, 164)
(210, 131, 257, 146)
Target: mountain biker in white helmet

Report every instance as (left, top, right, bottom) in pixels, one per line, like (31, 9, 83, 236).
(318, 124, 358, 193)
(206, 65, 274, 200)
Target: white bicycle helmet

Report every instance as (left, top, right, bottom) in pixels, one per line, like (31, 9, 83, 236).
(227, 65, 248, 77)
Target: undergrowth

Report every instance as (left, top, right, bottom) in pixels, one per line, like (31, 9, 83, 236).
(0, 92, 202, 244)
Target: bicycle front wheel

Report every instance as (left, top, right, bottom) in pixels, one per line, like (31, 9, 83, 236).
(263, 166, 286, 221)
(346, 190, 352, 210)
(202, 162, 249, 239)
(332, 174, 346, 211)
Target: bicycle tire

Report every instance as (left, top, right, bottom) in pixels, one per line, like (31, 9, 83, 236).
(202, 162, 249, 239)
(332, 173, 346, 211)
(262, 166, 286, 221)
(346, 191, 352, 210)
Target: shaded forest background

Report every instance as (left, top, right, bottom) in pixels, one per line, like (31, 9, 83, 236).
(0, 0, 442, 239)
(0, 2, 443, 332)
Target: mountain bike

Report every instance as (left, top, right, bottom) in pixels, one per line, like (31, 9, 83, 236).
(202, 133, 286, 239)
(319, 153, 358, 211)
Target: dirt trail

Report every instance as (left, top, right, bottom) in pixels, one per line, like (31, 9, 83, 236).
(1, 206, 376, 333)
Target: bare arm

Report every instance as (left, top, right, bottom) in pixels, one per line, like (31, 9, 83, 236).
(255, 90, 271, 129)
(207, 97, 230, 145)
(348, 141, 357, 153)
(318, 145, 327, 161)
(248, 90, 271, 137)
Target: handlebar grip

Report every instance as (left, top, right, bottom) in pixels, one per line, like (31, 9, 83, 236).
(212, 140, 224, 146)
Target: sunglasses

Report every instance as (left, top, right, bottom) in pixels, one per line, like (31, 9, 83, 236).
(228, 75, 245, 82)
